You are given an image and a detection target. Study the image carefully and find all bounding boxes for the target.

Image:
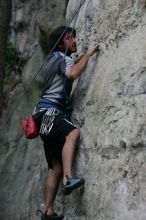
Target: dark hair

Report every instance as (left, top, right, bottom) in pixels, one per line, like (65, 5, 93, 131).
(50, 26, 76, 52)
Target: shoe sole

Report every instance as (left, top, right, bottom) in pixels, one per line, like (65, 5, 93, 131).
(43, 217, 64, 220)
(63, 179, 85, 195)
(41, 214, 64, 220)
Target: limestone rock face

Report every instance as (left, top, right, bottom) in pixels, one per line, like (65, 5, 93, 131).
(1, 0, 146, 220)
(12, 0, 67, 56)
(37, 0, 68, 53)
(64, 1, 146, 219)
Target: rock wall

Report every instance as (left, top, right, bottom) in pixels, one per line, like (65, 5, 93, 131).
(0, 1, 67, 220)
(65, 1, 146, 219)
(0, 0, 146, 220)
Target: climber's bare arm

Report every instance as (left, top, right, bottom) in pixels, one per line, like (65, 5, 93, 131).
(74, 54, 85, 64)
(69, 43, 100, 80)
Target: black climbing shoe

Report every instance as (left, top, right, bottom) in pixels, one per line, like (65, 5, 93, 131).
(36, 210, 64, 220)
(41, 212, 64, 220)
(62, 176, 85, 195)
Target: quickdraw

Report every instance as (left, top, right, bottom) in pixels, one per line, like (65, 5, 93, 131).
(40, 108, 59, 135)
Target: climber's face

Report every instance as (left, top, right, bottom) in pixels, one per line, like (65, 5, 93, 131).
(60, 32, 77, 55)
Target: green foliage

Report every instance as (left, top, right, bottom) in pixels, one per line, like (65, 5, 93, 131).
(4, 42, 17, 86)
(4, 41, 27, 88)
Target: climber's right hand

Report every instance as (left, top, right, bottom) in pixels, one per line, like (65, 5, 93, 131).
(87, 43, 100, 56)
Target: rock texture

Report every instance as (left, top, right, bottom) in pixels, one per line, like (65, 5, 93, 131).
(1, 0, 146, 220)
(65, 1, 146, 219)
(0, 1, 67, 220)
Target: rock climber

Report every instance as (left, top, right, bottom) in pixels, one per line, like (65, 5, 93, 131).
(34, 26, 99, 220)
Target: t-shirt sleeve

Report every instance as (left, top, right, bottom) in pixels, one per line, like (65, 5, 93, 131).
(59, 56, 74, 78)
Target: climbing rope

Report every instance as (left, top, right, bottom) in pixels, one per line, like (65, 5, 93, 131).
(64, 0, 85, 56)
(62, 0, 85, 104)
(0, 0, 86, 130)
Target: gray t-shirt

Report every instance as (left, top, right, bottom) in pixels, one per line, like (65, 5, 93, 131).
(40, 51, 74, 109)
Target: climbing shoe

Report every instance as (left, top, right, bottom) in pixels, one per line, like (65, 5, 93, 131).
(41, 212, 64, 220)
(62, 176, 85, 195)
(36, 210, 64, 220)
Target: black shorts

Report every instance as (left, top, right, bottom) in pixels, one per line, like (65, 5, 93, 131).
(39, 113, 77, 169)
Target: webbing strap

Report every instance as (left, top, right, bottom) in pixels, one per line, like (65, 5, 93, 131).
(40, 108, 59, 135)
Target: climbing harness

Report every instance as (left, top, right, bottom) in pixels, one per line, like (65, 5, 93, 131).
(0, 0, 86, 132)
(40, 108, 59, 135)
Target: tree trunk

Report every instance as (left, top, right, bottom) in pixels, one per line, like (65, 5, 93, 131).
(0, 0, 12, 115)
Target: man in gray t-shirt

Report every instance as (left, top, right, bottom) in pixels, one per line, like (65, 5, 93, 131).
(35, 26, 99, 220)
